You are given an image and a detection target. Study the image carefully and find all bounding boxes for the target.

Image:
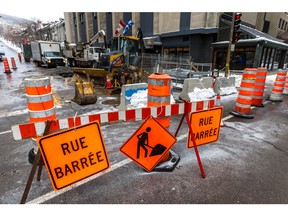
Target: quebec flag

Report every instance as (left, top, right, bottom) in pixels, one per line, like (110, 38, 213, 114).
(123, 20, 134, 35)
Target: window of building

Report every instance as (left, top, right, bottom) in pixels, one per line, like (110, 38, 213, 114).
(262, 20, 270, 33)
(278, 18, 282, 29)
(79, 13, 85, 23)
(93, 12, 97, 19)
(163, 47, 189, 57)
(281, 20, 285, 30)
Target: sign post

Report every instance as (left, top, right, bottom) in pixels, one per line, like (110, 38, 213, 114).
(173, 101, 222, 179)
(20, 120, 52, 204)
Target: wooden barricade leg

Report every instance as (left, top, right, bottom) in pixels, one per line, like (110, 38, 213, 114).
(20, 120, 52, 204)
(174, 100, 206, 179)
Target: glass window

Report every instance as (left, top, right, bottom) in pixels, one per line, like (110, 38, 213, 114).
(44, 51, 61, 57)
(79, 13, 85, 23)
(278, 18, 282, 29)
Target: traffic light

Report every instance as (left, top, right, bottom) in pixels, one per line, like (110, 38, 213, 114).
(232, 13, 242, 43)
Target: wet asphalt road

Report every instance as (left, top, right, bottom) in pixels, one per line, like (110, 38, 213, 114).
(0, 41, 288, 206)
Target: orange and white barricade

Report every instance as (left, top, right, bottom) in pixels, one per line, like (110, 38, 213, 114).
(24, 77, 56, 163)
(24, 77, 56, 122)
(252, 67, 267, 107)
(230, 68, 257, 119)
(282, 71, 288, 95)
(269, 70, 287, 102)
(147, 73, 172, 129)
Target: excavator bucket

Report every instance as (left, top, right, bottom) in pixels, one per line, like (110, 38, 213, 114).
(73, 78, 97, 105)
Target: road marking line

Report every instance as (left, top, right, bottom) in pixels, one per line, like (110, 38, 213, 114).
(0, 130, 11, 135)
(27, 132, 190, 204)
(27, 158, 132, 204)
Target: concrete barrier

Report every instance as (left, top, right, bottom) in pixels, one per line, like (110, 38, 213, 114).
(118, 83, 148, 111)
(178, 77, 214, 101)
(213, 76, 236, 95)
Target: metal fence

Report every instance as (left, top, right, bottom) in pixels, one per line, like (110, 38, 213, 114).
(140, 53, 212, 86)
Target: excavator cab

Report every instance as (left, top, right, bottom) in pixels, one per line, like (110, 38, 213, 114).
(72, 34, 143, 103)
(98, 36, 142, 90)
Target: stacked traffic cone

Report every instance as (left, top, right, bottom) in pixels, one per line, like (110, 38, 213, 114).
(11, 57, 17, 69)
(17, 53, 22, 62)
(2, 57, 12, 73)
(215, 93, 224, 127)
(269, 69, 286, 102)
(282, 71, 288, 95)
(230, 68, 257, 119)
(252, 67, 267, 107)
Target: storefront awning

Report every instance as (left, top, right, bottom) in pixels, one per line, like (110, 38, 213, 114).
(212, 24, 288, 50)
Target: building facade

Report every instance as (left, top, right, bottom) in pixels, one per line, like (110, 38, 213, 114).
(64, 12, 288, 70)
(64, 12, 220, 63)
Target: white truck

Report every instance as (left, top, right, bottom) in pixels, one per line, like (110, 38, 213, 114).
(63, 30, 106, 68)
(31, 41, 66, 68)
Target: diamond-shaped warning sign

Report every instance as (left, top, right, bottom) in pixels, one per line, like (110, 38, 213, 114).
(120, 116, 177, 172)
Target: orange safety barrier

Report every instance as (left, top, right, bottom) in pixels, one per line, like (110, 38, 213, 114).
(230, 68, 257, 119)
(147, 73, 171, 128)
(24, 77, 56, 122)
(269, 70, 287, 102)
(11, 57, 17, 69)
(281, 71, 288, 95)
(147, 72, 172, 164)
(252, 67, 267, 107)
(2, 57, 11, 73)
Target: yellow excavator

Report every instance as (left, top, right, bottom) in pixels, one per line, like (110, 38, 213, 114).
(73, 34, 143, 104)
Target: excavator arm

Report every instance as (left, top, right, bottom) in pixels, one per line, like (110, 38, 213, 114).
(87, 30, 107, 49)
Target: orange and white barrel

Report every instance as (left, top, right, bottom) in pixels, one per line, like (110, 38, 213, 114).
(147, 73, 171, 128)
(230, 68, 257, 119)
(269, 70, 287, 102)
(252, 67, 267, 107)
(24, 77, 56, 122)
(282, 71, 288, 95)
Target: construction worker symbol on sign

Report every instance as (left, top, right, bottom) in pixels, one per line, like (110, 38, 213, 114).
(120, 116, 177, 172)
(136, 127, 166, 159)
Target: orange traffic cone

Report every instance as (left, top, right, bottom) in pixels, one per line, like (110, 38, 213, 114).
(269, 70, 286, 101)
(215, 94, 224, 127)
(230, 68, 257, 119)
(11, 57, 17, 69)
(105, 77, 113, 89)
(17, 53, 22, 62)
(3, 58, 11, 73)
(283, 71, 288, 95)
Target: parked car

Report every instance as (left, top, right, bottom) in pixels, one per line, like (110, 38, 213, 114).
(0, 50, 5, 62)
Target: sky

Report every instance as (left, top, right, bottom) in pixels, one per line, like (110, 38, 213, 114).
(0, 0, 285, 22)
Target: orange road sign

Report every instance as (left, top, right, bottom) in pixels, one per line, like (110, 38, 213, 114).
(187, 107, 223, 147)
(37, 121, 110, 191)
(120, 116, 177, 172)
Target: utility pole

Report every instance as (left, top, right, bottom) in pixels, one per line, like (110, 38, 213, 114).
(225, 12, 235, 77)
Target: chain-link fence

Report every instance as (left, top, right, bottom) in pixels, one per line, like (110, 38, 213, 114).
(140, 53, 212, 87)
